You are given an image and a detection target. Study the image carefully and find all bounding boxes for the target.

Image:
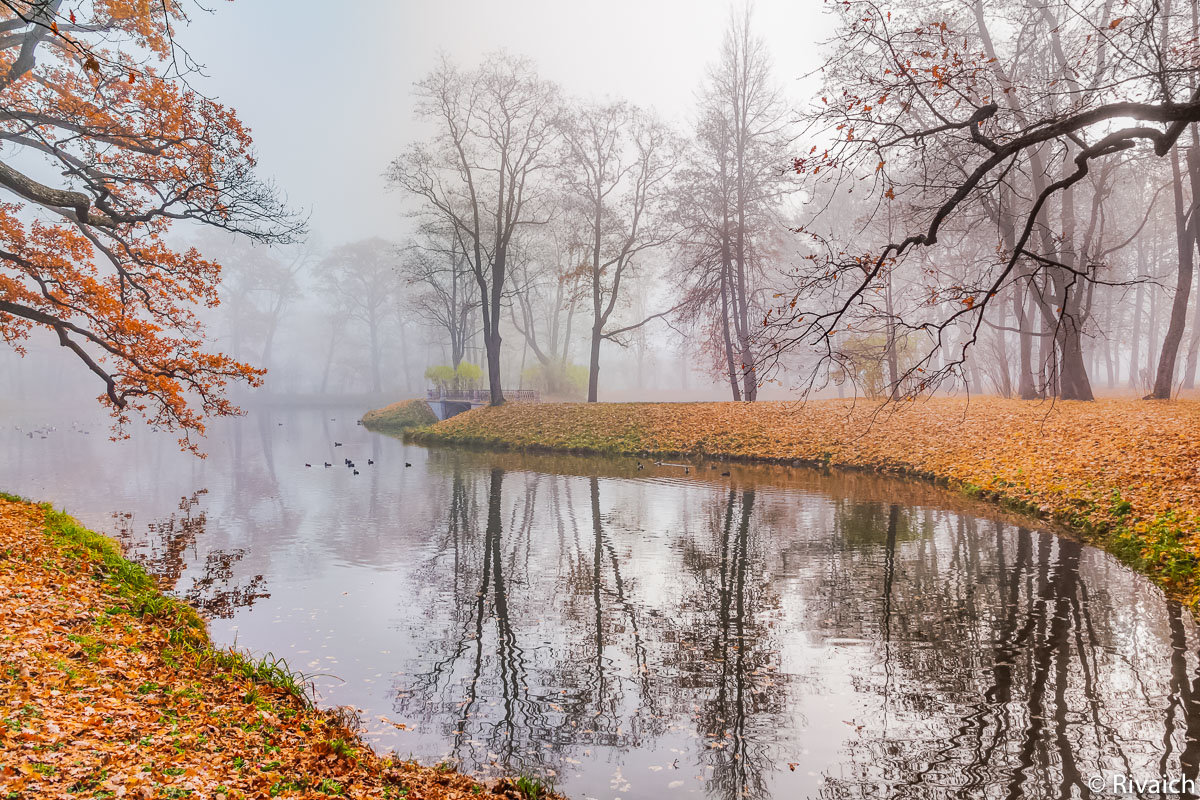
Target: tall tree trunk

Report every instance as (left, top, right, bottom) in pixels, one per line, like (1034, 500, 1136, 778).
(993, 285, 1013, 397)
(1148, 278, 1161, 389)
(733, 269, 757, 401)
(1183, 11, 1200, 390)
(1056, 312, 1094, 400)
(720, 255, 742, 401)
(1038, 305, 1057, 398)
(587, 189, 603, 404)
(482, 246, 506, 405)
(587, 324, 602, 403)
(1183, 143, 1200, 389)
(1055, 170, 1094, 401)
(732, 43, 756, 403)
(1015, 279, 1038, 399)
(1129, 251, 1145, 389)
(484, 328, 504, 405)
(1103, 299, 1116, 388)
(1151, 147, 1195, 399)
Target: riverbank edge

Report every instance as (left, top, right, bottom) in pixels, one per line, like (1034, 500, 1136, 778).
(0, 492, 559, 800)
(361, 398, 438, 434)
(395, 402, 1199, 613)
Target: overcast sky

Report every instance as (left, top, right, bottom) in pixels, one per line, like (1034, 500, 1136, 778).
(183, 0, 835, 246)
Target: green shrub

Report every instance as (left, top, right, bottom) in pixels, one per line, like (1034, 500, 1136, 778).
(423, 365, 456, 391)
(520, 362, 588, 399)
(455, 362, 482, 389)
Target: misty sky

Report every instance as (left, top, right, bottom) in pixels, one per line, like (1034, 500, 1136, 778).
(183, 0, 834, 245)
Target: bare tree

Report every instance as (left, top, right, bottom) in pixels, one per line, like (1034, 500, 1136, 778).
(400, 222, 478, 370)
(509, 222, 586, 395)
(558, 101, 680, 402)
(675, 6, 794, 401)
(389, 54, 560, 405)
(318, 238, 399, 394)
(203, 232, 310, 375)
(767, 0, 1200, 403)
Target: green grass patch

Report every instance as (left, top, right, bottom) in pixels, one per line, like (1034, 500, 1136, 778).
(4, 492, 318, 708)
(511, 774, 555, 800)
(1108, 511, 1200, 587)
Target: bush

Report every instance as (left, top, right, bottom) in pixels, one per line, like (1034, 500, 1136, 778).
(455, 362, 482, 389)
(520, 362, 588, 399)
(424, 365, 456, 391)
(425, 362, 483, 392)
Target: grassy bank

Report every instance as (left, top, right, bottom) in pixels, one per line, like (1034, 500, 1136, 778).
(0, 494, 556, 799)
(404, 397, 1200, 608)
(360, 399, 438, 434)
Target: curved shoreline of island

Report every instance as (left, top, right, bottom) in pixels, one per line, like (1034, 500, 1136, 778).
(371, 396, 1200, 612)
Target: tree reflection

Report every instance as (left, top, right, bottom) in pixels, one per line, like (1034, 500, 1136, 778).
(814, 503, 1200, 800)
(397, 466, 676, 780)
(391, 458, 1200, 800)
(114, 490, 268, 618)
(680, 488, 784, 800)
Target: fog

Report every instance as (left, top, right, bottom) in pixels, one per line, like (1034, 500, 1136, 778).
(0, 0, 837, 407)
(4, 0, 1200, 418)
(180, 0, 829, 242)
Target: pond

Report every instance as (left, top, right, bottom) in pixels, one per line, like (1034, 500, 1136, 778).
(3, 406, 1199, 799)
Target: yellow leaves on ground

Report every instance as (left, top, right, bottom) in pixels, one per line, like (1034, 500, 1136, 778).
(0, 497, 554, 800)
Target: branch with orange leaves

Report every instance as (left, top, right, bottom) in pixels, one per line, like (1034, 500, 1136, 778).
(0, 0, 299, 451)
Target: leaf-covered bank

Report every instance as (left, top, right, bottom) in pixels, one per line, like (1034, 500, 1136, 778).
(360, 399, 438, 433)
(0, 494, 557, 800)
(407, 398, 1200, 607)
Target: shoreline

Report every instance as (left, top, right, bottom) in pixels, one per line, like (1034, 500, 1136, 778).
(393, 397, 1200, 610)
(0, 493, 557, 800)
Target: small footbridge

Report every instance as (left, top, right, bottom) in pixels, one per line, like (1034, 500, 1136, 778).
(426, 388, 540, 420)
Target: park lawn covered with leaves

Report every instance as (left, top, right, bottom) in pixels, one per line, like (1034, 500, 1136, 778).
(410, 397, 1200, 605)
(0, 495, 555, 800)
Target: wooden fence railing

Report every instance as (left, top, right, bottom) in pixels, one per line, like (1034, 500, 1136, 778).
(426, 388, 539, 403)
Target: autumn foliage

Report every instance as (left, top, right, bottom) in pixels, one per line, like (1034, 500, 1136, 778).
(0, 495, 561, 799)
(0, 1, 297, 450)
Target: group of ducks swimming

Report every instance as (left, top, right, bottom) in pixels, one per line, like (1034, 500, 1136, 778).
(304, 443, 412, 475)
(639, 460, 732, 477)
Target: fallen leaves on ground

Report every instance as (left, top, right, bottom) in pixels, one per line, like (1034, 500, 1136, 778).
(0, 496, 558, 799)
(411, 397, 1200, 604)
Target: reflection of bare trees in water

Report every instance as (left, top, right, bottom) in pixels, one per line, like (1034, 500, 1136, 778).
(397, 467, 789, 798)
(676, 489, 784, 800)
(398, 467, 556, 774)
(113, 490, 268, 618)
(392, 458, 1200, 800)
(813, 507, 1200, 800)
(569, 476, 660, 743)
(396, 466, 673, 778)
(184, 549, 269, 619)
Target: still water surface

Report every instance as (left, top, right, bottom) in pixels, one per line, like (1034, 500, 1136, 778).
(3, 406, 1200, 799)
